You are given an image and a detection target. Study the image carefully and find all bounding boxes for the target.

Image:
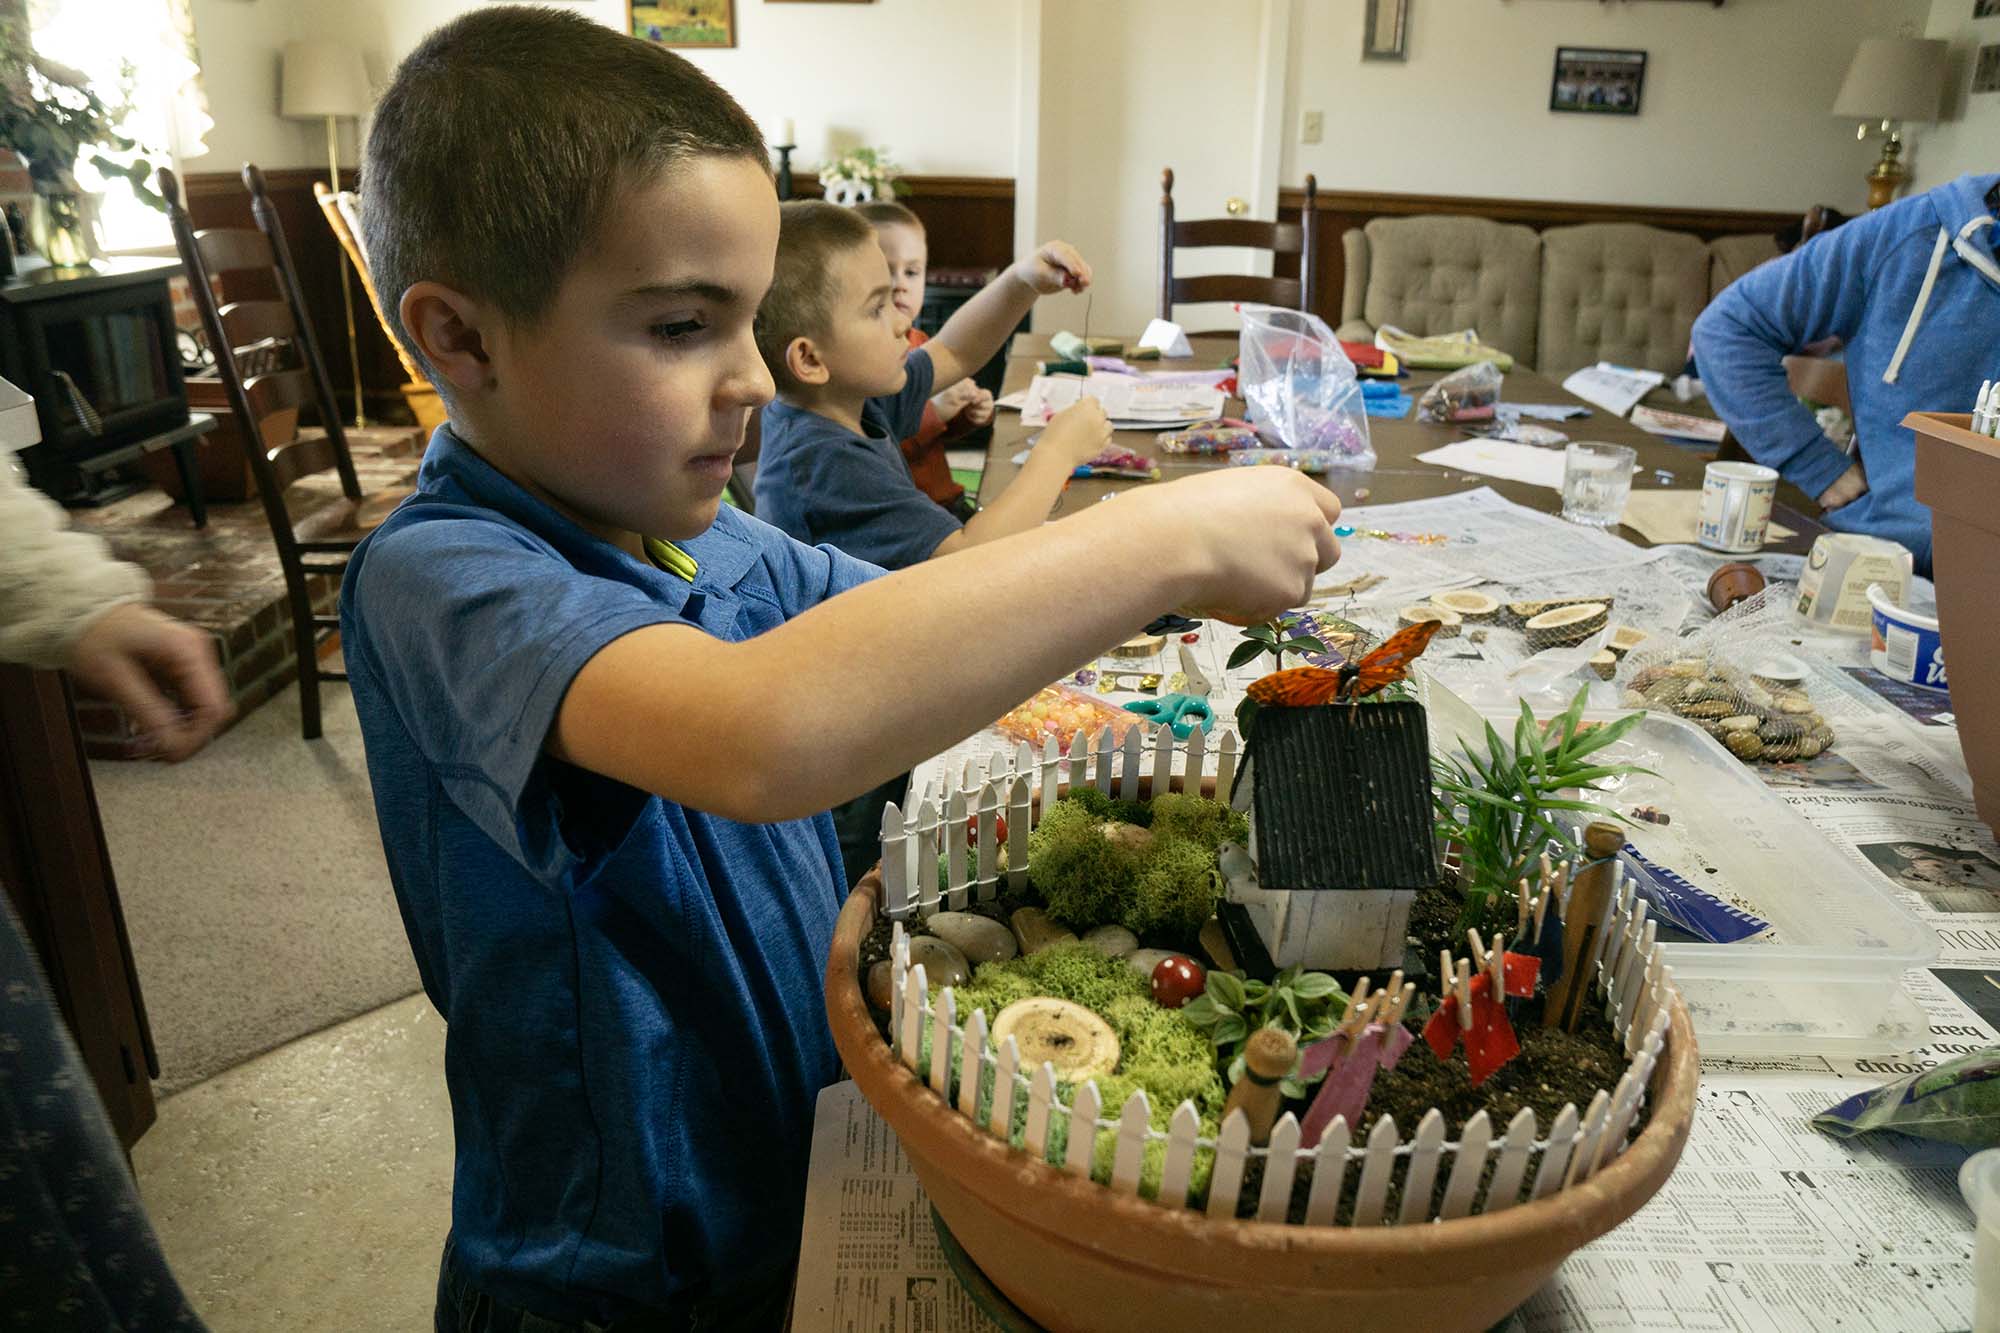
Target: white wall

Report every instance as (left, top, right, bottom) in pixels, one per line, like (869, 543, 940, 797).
(1282, 0, 1932, 215)
(190, 0, 1017, 177)
(1921, 0, 2000, 184)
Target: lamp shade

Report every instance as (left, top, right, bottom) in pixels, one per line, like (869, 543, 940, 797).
(281, 40, 370, 120)
(1832, 37, 1947, 123)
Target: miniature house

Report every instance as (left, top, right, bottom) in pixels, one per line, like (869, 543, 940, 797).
(1222, 701, 1439, 972)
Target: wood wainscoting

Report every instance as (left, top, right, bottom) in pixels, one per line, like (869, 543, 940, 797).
(181, 169, 1017, 424)
(1274, 187, 1799, 329)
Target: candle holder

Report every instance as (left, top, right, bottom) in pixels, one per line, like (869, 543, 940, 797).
(774, 144, 796, 201)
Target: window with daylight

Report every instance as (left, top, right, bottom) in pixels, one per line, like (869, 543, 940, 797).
(23, 0, 212, 252)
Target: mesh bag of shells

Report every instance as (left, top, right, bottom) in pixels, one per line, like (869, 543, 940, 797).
(1617, 588, 1835, 765)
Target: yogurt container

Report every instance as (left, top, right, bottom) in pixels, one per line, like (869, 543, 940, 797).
(1868, 582, 1948, 693)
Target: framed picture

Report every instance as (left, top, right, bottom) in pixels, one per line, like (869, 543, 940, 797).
(631, 0, 736, 48)
(1550, 47, 1646, 116)
(1363, 0, 1410, 62)
(1976, 43, 2000, 94)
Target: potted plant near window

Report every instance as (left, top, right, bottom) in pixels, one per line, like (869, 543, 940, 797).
(0, 13, 163, 266)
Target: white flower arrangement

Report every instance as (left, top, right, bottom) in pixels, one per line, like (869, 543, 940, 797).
(818, 146, 900, 206)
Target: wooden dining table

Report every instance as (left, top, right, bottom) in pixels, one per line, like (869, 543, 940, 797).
(980, 333, 1823, 554)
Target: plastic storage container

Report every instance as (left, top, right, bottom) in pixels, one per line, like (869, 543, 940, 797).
(1425, 681, 1935, 1056)
(1962, 1149, 2000, 1333)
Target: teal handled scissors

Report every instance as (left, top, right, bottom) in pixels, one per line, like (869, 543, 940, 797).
(1122, 641, 1215, 739)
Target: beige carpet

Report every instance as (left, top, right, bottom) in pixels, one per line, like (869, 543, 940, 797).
(91, 684, 421, 1093)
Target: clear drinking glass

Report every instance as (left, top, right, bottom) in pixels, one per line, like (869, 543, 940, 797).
(1562, 442, 1636, 527)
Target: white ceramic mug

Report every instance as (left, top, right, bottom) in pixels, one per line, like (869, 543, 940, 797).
(1698, 461, 1778, 553)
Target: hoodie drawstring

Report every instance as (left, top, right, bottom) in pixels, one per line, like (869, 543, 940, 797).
(1884, 215, 2000, 385)
(1883, 228, 1949, 385)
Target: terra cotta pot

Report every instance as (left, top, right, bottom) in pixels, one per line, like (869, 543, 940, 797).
(1910, 410, 2000, 834)
(826, 869, 1699, 1333)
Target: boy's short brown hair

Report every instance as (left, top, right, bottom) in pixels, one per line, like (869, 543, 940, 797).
(363, 7, 766, 386)
(754, 200, 880, 394)
(853, 200, 923, 232)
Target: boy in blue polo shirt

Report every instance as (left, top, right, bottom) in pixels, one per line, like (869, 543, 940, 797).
(753, 200, 1113, 568)
(345, 10, 1343, 1330)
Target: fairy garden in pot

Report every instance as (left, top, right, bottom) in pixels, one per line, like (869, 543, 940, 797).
(832, 622, 1698, 1330)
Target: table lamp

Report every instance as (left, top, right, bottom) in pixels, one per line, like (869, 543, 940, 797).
(1832, 37, 1947, 211)
(281, 39, 371, 426)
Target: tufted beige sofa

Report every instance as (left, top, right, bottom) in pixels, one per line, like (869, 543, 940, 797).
(1339, 216, 1780, 378)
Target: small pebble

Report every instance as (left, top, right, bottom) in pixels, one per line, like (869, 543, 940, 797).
(1354, 487, 1372, 501)
(1010, 906, 1077, 956)
(1125, 947, 1179, 980)
(866, 959, 894, 1010)
(1082, 924, 1138, 958)
(928, 911, 1018, 965)
(1181, 632, 1200, 644)
(907, 934, 970, 988)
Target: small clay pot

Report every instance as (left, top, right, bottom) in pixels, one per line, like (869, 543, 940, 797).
(827, 869, 1699, 1333)
(1706, 562, 1766, 613)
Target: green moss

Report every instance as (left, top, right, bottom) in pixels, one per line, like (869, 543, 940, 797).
(1147, 791, 1248, 852)
(1027, 792, 1235, 939)
(1029, 798, 1141, 928)
(1127, 840, 1225, 939)
(1065, 785, 1154, 828)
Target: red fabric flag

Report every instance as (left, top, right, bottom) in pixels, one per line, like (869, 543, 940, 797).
(1502, 951, 1541, 999)
(1465, 979, 1521, 1086)
(1423, 998, 1458, 1062)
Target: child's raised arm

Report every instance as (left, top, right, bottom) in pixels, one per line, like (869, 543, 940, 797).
(926, 240, 1090, 388)
(551, 468, 1340, 822)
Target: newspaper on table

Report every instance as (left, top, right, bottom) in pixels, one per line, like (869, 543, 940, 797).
(1561, 362, 1666, 416)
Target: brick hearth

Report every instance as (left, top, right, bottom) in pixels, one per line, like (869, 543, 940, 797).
(64, 426, 425, 756)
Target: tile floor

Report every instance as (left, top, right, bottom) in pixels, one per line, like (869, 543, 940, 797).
(133, 994, 452, 1331)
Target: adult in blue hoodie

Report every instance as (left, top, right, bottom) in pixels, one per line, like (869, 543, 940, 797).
(1693, 173, 2000, 574)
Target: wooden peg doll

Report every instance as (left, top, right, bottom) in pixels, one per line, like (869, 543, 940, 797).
(1543, 821, 1624, 1031)
(1223, 1027, 1298, 1146)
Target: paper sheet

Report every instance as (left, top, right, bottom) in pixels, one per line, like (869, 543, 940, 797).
(1416, 439, 1567, 490)
(1562, 362, 1667, 416)
(1620, 489, 1798, 546)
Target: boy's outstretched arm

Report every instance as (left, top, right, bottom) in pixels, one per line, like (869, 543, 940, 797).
(926, 240, 1089, 388)
(552, 469, 1340, 823)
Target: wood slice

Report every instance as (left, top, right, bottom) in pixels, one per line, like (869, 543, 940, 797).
(1502, 595, 1617, 628)
(1606, 625, 1651, 658)
(1523, 602, 1609, 652)
(1396, 604, 1462, 638)
(1431, 589, 1499, 619)
(1588, 649, 1618, 680)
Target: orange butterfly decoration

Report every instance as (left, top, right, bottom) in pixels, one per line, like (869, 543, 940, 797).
(1245, 619, 1444, 707)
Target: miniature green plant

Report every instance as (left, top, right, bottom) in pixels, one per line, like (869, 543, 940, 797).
(1178, 965, 1346, 1097)
(1432, 685, 1650, 931)
(1225, 613, 1331, 674)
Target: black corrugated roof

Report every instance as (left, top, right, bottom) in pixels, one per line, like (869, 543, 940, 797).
(1231, 701, 1438, 892)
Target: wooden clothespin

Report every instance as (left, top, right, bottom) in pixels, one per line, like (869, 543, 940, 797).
(1379, 980, 1416, 1030)
(1340, 976, 1375, 1036)
(1455, 958, 1473, 1033)
(1489, 932, 1507, 995)
(1542, 822, 1624, 1032)
(1466, 928, 1490, 978)
(1516, 877, 1532, 937)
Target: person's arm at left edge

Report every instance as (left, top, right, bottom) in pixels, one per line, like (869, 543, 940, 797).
(926, 241, 1091, 388)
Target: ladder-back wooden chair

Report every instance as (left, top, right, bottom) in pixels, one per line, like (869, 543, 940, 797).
(160, 163, 401, 740)
(1157, 168, 1319, 327)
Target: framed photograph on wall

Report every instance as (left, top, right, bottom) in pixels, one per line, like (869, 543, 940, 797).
(1976, 43, 2000, 94)
(1363, 0, 1410, 62)
(631, 0, 736, 47)
(1550, 47, 1646, 116)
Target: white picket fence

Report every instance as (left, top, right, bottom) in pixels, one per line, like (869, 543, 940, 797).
(878, 722, 1239, 921)
(873, 723, 1679, 1227)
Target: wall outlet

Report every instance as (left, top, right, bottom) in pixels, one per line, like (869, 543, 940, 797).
(1300, 109, 1324, 144)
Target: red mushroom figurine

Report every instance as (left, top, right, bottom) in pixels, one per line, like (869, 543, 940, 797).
(1151, 955, 1206, 1009)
